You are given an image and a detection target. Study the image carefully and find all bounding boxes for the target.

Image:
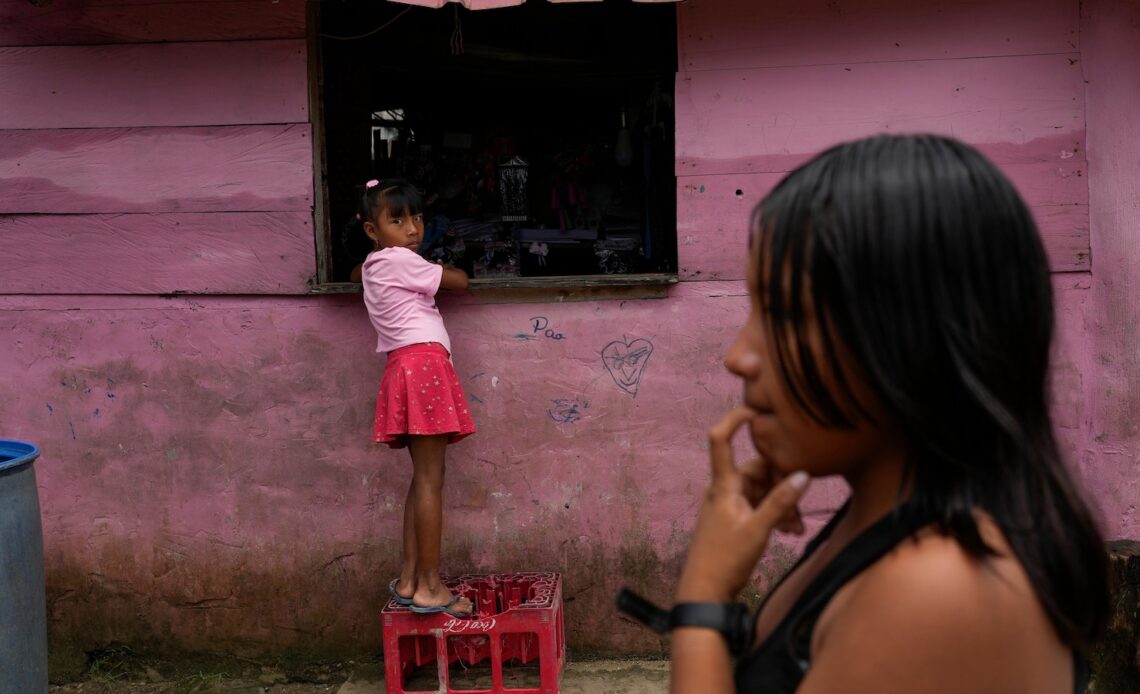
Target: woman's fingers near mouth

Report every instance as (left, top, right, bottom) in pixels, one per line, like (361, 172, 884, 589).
(776, 516, 805, 534)
(739, 457, 776, 506)
(740, 456, 805, 529)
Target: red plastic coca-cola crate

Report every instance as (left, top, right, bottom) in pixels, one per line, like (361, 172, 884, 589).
(381, 572, 565, 694)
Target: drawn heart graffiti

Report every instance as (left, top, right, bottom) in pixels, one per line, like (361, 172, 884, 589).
(601, 338, 654, 398)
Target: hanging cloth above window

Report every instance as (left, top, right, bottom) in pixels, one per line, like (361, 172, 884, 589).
(388, 0, 678, 9)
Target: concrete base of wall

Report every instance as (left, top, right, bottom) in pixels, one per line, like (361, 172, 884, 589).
(1091, 541, 1140, 693)
(48, 544, 1140, 690)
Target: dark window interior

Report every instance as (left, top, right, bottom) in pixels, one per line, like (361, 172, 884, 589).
(318, 1, 678, 282)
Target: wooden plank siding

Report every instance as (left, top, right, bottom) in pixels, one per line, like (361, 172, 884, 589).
(0, 125, 312, 213)
(678, 167, 1090, 280)
(675, 55, 1085, 176)
(675, 0, 1090, 281)
(0, 212, 315, 293)
(0, 0, 305, 46)
(0, 0, 316, 294)
(0, 40, 308, 129)
(678, 0, 1079, 72)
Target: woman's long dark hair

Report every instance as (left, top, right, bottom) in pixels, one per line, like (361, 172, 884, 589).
(752, 134, 1108, 649)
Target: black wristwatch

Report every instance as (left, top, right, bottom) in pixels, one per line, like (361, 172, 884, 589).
(616, 588, 755, 658)
(670, 602, 754, 657)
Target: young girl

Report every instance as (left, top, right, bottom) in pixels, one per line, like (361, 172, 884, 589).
(359, 178, 475, 619)
(669, 135, 1108, 692)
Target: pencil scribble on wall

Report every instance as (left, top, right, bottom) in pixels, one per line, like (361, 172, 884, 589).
(529, 316, 566, 340)
(548, 398, 590, 425)
(601, 337, 654, 398)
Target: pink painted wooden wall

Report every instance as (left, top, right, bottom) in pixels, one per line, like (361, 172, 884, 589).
(675, 0, 1089, 281)
(0, 0, 1135, 663)
(0, 0, 313, 295)
(1081, 0, 1140, 539)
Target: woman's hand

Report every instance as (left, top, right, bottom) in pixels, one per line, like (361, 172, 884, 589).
(675, 406, 810, 603)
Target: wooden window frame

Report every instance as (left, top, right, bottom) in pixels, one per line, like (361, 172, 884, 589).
(304, 2, 679, 294)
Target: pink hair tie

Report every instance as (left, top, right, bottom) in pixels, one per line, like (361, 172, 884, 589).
(355, 213, 362, 221)
(365, 179, 380, 189)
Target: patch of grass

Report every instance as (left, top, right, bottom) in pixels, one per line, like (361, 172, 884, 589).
(173, 671, 229, 694)
(85, 645, 135, 683)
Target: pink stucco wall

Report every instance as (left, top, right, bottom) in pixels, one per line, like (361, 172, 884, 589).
(1082, 0, 1140, 539)
(0, 0, 1135, 659)
(0, 287, 850, 656)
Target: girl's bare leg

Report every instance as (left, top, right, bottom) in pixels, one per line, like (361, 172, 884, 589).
(407, 434, 473, 614)
(395, 480, 417, 599)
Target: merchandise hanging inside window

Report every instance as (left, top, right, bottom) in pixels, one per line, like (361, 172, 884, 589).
(320, 0, 678, 283)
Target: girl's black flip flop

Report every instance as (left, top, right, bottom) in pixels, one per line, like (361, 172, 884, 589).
(388, 578, 414, 607)
(409, 594, 474, 619)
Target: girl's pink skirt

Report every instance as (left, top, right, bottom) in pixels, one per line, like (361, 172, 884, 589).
(374, 342, 476, 449)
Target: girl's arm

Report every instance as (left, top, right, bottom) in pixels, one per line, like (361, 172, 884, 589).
(438, 264, 469, 291)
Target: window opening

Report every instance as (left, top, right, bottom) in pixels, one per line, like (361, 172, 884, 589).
(317, 0, 678, 284)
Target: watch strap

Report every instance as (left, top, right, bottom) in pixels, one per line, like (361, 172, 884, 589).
(669, 602, 753, 657)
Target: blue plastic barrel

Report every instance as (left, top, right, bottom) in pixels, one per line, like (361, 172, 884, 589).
(0, 441, 47, 694)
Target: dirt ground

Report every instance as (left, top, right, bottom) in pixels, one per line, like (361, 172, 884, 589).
(48, 657, 669, 694)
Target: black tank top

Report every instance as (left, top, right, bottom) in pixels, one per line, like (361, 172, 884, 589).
(733, 502, 1087, 693)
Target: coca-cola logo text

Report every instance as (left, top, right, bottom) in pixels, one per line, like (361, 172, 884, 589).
(442, 617, 497, 633)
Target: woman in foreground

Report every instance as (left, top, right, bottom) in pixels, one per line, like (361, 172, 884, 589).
(672, 134, 1108, 693)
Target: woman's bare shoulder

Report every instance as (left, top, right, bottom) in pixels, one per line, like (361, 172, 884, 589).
(798, 516, 1072, 693)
